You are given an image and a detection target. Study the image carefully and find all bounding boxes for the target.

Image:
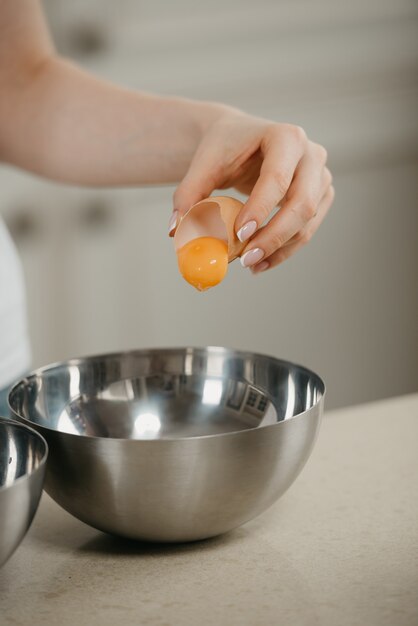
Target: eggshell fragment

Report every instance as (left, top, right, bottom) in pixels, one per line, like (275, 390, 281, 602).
(174, 196, 246, 262)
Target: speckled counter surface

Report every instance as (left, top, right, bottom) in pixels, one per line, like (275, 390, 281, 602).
(1, 394, 417, 626)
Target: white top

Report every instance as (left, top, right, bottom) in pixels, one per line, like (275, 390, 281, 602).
(0, 393, 417, 625)
(0, 217, 31, 388)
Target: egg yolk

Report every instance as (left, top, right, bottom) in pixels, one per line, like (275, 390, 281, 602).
(177, 236, 229, 291)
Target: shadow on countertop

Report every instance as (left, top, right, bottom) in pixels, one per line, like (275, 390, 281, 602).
(28, 495, 253, 558)
(77, 525, 251, 557)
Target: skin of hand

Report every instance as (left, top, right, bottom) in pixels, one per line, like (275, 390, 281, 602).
(0, 0, 334, 273)
(170, 111, 334, 272)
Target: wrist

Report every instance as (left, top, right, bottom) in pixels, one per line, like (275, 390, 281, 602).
(190, 99, 241, 138)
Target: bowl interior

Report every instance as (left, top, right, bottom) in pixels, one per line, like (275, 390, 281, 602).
(0, 419, 47, 489)
(58, 374, 277, 439)
(9, 347, 325, 440)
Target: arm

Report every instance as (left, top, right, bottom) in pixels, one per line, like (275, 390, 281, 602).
(0, 0, 227, 186)
(0, 0, 334, 272)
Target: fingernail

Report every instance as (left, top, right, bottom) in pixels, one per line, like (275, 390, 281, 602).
(240, 248, 265, 268)
(237, 220, 257, 243)
(168, 210, 179, 236)
(251, 261, 269, 274)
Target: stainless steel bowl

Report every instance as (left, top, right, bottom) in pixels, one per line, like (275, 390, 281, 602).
(9, 347, 325, 542)
(0, 417, 48, 567)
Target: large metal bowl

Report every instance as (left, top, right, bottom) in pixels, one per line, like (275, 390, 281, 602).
(9, 347, 325, 542)
(0, 418, 48, 567)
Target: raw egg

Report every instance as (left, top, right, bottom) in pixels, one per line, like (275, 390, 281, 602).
(173, 196, 246, 291)
(177, 237, 228, 291)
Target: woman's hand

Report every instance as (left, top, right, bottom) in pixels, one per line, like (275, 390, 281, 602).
(171, 110, 334, 272)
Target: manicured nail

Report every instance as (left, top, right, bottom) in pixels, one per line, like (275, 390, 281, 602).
(240, 248, 265, 268)
(168, 210, 179, 236)
(251, 261, 269, 274)
(237, 220, 257, 243)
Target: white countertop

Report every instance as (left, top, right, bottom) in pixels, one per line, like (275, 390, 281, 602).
(1, 394, 417, 626)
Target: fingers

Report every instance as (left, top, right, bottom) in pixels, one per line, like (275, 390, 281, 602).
(251, 185, 335, 273)
(282, 166, 332, 247)
(235, 124, 307, 241)
(169, 147, 220, 236)
(169, 115, 332, 270)
(239, 143, 328, 267)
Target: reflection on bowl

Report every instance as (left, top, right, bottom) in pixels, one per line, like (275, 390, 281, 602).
(57, 374, 278, 439)
(0, 418, 47, 567)
(9, 347, 325, 542)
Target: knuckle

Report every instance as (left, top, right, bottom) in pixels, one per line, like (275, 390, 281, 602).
(253, 199, 274, 222)
(269, 123, 307, 145)
(291, 229, 305, 244)
(173, 185, 182, 200)
(324, 167, 333, 187)
(172, 186, 184, 208)
(315, 143, 328, 163)
(264, 123, 283, 145)
(266, 122, 281, 137)
(291, 125, 307, 144)
(299, 198, 317, 221)
(268, 229, 287, 251)
(275, 249, 290, 265)
(200, 169, 220, 191)
(299, 230, 313, 246)
(326, 185, 336, 208)
(270, 169, 292, 197)
(289, 232, 301, 244)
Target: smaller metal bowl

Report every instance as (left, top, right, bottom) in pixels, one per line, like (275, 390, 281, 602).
(0, 417, 48, 568)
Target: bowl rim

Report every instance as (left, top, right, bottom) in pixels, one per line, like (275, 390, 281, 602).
(0, 417, 48, 493)
(8, 346, 326, 443)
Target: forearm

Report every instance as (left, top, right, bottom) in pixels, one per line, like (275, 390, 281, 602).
(0, 55, 230, 186)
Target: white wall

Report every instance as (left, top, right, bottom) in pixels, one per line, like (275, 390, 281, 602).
(1, 0, 417, 408)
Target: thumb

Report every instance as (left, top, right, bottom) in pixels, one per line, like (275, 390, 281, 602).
(169, 154, 219, 237)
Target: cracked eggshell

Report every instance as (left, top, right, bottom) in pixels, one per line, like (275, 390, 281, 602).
(173, 196, 246, 262)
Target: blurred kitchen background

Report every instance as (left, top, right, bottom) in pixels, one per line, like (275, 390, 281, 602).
(0, 0, 417, 409)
